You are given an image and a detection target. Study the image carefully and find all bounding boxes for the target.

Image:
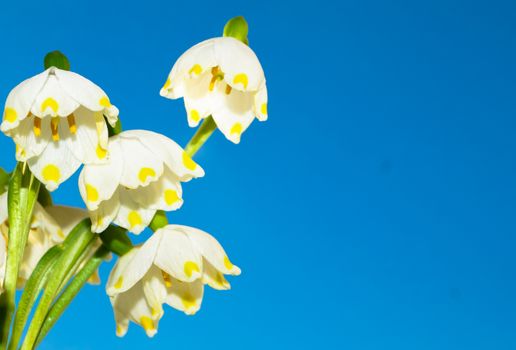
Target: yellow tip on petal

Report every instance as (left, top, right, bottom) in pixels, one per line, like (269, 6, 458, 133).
(162, 78, 171, 90)
(181, 292, 197, 313)
(230, 123, 243, 136)
(223, 256, 234, 270)
(162, 271, 173, 288)
(138, 167, 156, 184)
(99, 96, 111, 108)
(96, 144, 107, 159)
(139, 316, 155, 334)
(85, 184, 99, 202)
(189, 64, 203, 76)
(164, 189, 179, 206)
(184, 261, 200, 278)
(3, 108, 17, 123)
(261, 103, 268, 115)
(233, 73, 248, 89)
(114, 276, 124, 289)
(128, 211, 143, 229)
(41, 97, 59, 115)
(190, 110, 200, 123)
(42, 164, 61, 183)
(182, 152, 197, 171)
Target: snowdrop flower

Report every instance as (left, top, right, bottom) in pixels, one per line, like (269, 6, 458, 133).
(106, 225, 241, 337)
(1, 67, 119, 191)
(78, 130, 204, 235)
(0, 193, 89, 287)
(160, 37, 268, 144)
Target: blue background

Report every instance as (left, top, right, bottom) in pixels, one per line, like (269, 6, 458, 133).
(0, 0, 515, 349)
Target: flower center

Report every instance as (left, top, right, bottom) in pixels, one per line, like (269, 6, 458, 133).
(208, 66, 232, 95)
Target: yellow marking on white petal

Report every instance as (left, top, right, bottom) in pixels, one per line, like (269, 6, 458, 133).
(161, 271, 172, 288)
(15, 144, 25, 158)
(128, 211, 142, 228)
(189, 64, 202, 76)
(151, 307, 160, 317)
(114, 276, 123, 289)
(57, 229, 65, 239)
(67, 114, 77, 134)
(230, 123, 243, 136)
(96, 215, 103, 228)
(223, 256, 234, 270)
(85, 184, 99, 202)
(225, 84, 232, 95)
(261, 103, 268, 115)
(3, 108, 17, 123)
(41, 97, 59, 115)
(209, 76, 218, 91)
(50, 117, 59, 141)
(190, 110, 200, 123)
(164, 189, 179, 206)
(42, 164, 60, 183)
(116, 325, 124, 336)
(96, 144, 107, 159)
(138, 167, 156, 184)
(33, 117, 42, 136)
(139, 316, 155, 333)
(233, 73, 248, 89)
(184, 261, 200, 278)
(181, 292, 197, 313)
(182, 152, 197, 171)
(215, 272, 228, 287)
(162, 78, 171, 90)
(99, 96, 111, 108)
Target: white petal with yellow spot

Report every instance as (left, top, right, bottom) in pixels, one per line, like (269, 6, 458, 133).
(79, 130, 204, 234)
(105, 224, 240, 336)
(160, 37, 268, 143)
(1, 67, 119, 191)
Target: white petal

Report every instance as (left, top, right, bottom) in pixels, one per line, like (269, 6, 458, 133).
(27, 140, 81, 191)
(176, 225, 241, 275)
(142, 266, 167, 319)
(79, 140, 123, 211)
(213, 37, 265, 92)
(88, 190, 121, 233)
(31, 71, 79, 118)
(44, 205, 88, 240)
(0, 193, 7, 224)
(153, 226, 203, 283)
(113, 189, 156, 235)
(106, 239, 159, 296)
(117, 133, 164, 189)
(11, 115, 52, 161)
(124, 130, 204, 181)
(182, 72, 217, 127)
(0, 231, 6, 293)
(254, 84, 268, 122)
(1, 69, 50, 132)
(165, 277, 204, 315)
(202, 260, 231, 290)
(130, 168, 184, 211)
(161, 38, 217, 99)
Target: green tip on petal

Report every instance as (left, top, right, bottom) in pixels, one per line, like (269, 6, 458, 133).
(223, 16, 249, 45)
(44, 51, 71, 71)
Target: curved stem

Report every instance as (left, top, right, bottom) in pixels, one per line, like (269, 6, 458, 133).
(0, 164, 40, 349)
(20, 219, 95, 350)
(8, 246, 62, 350)
(36, 245, 110, 345)
(184, 116, 217, 157)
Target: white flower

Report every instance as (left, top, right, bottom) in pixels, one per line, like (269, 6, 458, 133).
(0, 193, 89, 287)
(160, 37, 268, 144)
(78, 130, 204, 235)
(1, 67, 119, 191)
(106, 224, 241, 337)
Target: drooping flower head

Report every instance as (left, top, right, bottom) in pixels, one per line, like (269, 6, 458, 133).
(106, 224, 241, 337)
(79, 130, 204, 234)
(0, 193, 91, 288)
(160, 37, 268, 143)
(1, 67, 119, 191)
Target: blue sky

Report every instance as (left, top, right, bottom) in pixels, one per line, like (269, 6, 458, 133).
(1, 0, 516, 349)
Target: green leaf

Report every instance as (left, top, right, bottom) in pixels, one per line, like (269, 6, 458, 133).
(44, 51, 70, 71)
(223, 16, 249, 45)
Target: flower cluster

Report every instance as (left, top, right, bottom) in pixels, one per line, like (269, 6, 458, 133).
(0, 17, 266, 342)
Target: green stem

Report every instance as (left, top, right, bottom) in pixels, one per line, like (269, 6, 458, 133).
(20, 219, 96, 350)
(36, 245, 110, 345)
(184, 116, 217, 157)
(8, 246, 63, 350)
(149, 210, 168, 231)
(0, 164, 40, 349)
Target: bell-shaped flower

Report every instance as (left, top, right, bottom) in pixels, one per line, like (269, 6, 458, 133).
(106, 224, 241, 337)
(0, 193, 93, 287)
(160, 37, 268, 144)
(1, 67, 119, 191)
(78, 130, 204, 235)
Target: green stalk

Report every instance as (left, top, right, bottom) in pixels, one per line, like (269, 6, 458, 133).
(35, 245, 110, 345)
(20, 219, 96, 350)
(184, 116, 217, 157)
(0, 164, 40, 349)
(8, 246, 63, 350)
